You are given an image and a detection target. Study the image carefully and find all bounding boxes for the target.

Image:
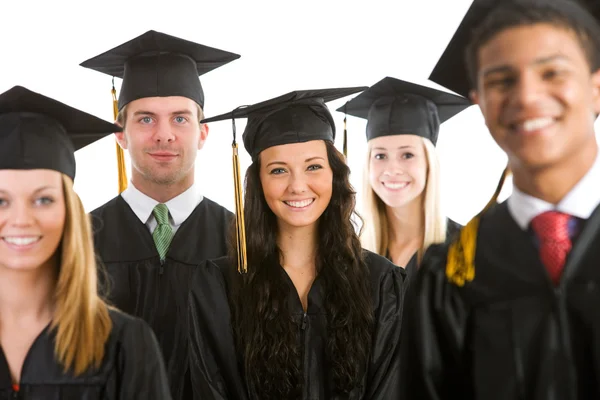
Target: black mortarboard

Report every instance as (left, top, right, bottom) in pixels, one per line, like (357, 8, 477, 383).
(337, 77, 470, 145)
(0, 86, 121, 180)
(202, 87, 367, 158)
(80, 30, 240, 110)
(428, 0, 600, 98)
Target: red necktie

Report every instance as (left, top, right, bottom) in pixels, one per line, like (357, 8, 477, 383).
(530, 211, 572, 285)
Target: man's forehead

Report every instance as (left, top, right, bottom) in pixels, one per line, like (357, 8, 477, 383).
(127, 96, 200, 114)
(478, 24, 583, 71)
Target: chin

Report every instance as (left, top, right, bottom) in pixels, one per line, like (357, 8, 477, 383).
(278, 215, 320, 229)
(376, 192, 417, 209)
(0, 261, 45, 271)
(510, 148, 565, 170)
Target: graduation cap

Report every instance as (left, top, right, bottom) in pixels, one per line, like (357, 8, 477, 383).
(337, 77, 471, 150)
(428, 0, 600, 98)
(0, 86, 121, 180)
(80, 30, 240, 110)
(202, 86, 367, 273)
(80, 30, 240, 193)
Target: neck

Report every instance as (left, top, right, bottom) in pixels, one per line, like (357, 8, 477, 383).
(277, 222, 318, 270)
(131, 170, 194, 203)
(0, 257, 57, 324)
(511, 144, 597, 204)
(386, 196, 425, 245)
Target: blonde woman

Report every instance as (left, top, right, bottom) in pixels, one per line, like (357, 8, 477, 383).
(0, 86, 171, 398)
(340, 77, 470, 278)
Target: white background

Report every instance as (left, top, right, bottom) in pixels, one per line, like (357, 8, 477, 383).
(3, 0, 599, 224)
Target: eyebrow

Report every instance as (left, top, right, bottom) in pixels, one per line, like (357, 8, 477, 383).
(266, 156, 326, 167)
(372, 145, 415, 150)
(133, 110, 194, 117)
(482, 54, 570, 77)
(0, 186, 57, 195)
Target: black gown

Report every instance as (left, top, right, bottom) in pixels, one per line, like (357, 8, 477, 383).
(403, 201, 600, 399)
(188, 250, 408, 400)
(91, 195, 233, 400)
(0, 309, 171, 399)
(389, 218, 462, 279)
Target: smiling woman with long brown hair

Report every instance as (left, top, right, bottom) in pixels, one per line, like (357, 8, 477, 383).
(188, 88, 407, 400)
(0, 86, 171, 399)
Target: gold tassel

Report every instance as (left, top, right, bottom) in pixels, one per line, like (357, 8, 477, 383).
(112, 85, 128, 193)
(232, 142, 248, 274)
(446, 166, 511, 286)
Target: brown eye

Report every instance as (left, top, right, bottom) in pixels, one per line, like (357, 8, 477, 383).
(542, 69, 563, 80)
(486, 76, 515, 89)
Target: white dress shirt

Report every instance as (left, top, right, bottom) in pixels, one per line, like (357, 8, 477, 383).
(507, 149, 600, 230)
(121, 181, 204, 234)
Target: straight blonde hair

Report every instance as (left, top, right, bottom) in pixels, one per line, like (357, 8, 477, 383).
(52, 175, 112, 375)
(360, 137, 447, 264)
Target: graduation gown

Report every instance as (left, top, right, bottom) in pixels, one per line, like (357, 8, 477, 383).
(188, 250, 408, 400)
(91, 195, 233, 400)
(390, 218, 462, 279)
(403, 202, 600, 399)
(0, 309, 171, 400)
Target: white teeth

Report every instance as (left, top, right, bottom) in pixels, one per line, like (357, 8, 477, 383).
(284, 199, 314, 208)
(3, 236, 40, 246)
(383, 182, 408, 189)
(521, 117, 554, 132)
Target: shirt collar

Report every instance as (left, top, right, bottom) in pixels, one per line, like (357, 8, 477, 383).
(120, 181, 203, 226)
(508, 148, 600, 230)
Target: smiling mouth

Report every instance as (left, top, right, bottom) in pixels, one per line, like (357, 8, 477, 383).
(283, 199, 315, 209)
(510, 117, 555, 134)
(382, 182, 409, 190)
(2, 236, 42, 247)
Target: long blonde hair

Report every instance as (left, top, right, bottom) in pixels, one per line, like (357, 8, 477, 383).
(360, 137, 447, 263)
(52, 175, 112, 374)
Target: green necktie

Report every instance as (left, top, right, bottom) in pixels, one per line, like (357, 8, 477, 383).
(152, 203, 174, 261)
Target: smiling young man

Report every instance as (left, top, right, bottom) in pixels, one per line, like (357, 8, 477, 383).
(80, 30, 240, 400)
(402, 0, 600, 398)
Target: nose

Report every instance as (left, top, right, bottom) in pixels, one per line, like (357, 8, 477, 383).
(383, 158, 405, 176)
(287, 172, 308, 194)
(9, 201, 34, 227)
(511, 70, 544, 109)
(152, 119, 176, 143)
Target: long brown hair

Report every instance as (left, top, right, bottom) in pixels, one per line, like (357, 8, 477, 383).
(52, 175, 112, 374)
(228, 141, 374, 399)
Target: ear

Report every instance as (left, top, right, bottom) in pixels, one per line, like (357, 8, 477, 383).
(469, 89, 480, 106)
(197, 123, 209, 150)
(590, 68, 600, 115)
(114, 120, 128, 150)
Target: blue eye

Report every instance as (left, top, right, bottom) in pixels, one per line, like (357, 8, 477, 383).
(307, 164, 323, 171)
(174, 116, 187, 124)
(139, 116, 153, 124)
(35, 197, 54, 206)
(270, 168, 286, 175)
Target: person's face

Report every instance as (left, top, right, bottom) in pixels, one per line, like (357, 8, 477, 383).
(368, 134, 428, 208)
(259, 140, 333, 231)
(116, 96, 209, 186)
(0, 169, 65, 272)
(471, 23, 600, 170)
